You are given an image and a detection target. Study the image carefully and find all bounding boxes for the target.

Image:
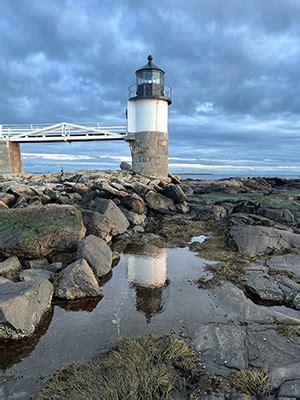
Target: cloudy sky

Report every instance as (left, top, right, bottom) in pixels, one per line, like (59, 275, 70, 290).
(1, 0, 300, 174)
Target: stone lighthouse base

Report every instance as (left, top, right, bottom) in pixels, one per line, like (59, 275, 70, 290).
(126, 131, 168, 178)
(0, 142, 23, 174)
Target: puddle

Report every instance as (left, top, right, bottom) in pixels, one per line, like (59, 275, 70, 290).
(0, 244, 214, 400)
(189, 235, 207, 244)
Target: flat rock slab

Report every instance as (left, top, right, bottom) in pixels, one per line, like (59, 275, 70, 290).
(0, 280, 53, 339)
(266, 254, 300, 279)
(55, 259, 101, 300)
(277, 379, 300, 398)
(201, 282, 291, 324)
(244, 269, 300, 309)
(245, 272, 285, 302)
(247, 324, 300, 390)
(0, 205, 86, 258)
(230, 225, 300, 257)
(193, 322, 300, 391)
(193, 324, 248, 377)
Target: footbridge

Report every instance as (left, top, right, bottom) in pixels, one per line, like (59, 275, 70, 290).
(0, 122, 127, 143)
(0, 121, 127, 174)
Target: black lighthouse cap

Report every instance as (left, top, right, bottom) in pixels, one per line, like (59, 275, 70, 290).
(136, 55, 165, 74)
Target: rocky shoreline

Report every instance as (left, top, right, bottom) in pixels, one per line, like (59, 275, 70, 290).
(0, 170, 299, 399)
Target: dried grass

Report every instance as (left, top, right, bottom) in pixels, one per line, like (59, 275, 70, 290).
(34, 335, 220, 400)
(275, 322, 300, 338)
(229, 368, 270, 397)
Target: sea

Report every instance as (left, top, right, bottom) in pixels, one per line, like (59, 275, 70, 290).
(20, 142, 300, 180)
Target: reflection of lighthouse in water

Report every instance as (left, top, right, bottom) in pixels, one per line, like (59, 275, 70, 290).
(127, 246, 167, 323)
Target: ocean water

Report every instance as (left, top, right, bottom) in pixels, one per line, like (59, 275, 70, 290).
(20, 141, 300, 179)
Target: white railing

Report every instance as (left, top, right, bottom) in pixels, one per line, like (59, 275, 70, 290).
(0, 122, 127, 142)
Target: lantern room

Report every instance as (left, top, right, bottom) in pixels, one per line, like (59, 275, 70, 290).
(129, 55, 172, 104)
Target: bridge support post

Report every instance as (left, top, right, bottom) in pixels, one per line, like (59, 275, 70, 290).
(0, 142, 23, 174)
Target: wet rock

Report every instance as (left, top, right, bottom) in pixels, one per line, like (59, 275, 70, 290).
(245, 273, 284, 302)
(77, 235, 112, 278)
(32, 261, 63, 273)
(233, 202, 295, 225)
(121, 193, 145, 214)
(83, 210, 119, 242)
(161, 184, 187, 204)
(194, 321, 300, 386)
(99, 181, 128, 198)
(190, 204, 226, 221)
(130, 181, 150, 197)
(188, 282, 290, 326)
(112, 251, 121, 266)
(0, 277, 11, 284)
(132, 225, 144, 233)
(257, 207, 295, 225)
(292, 292, 300, 309)
(230, 212, 292, 231)
(277, 276, 300, 302)
(249, 325, 300, 388)
(0, 204, 86, 258)
(245, 262, 269, 274)
(64, 182, 89, 194)
(7, 183, 37, 199)
(19, 269, 53, 282)
(180, 183, 194, 195)
(48, 252, 75, 267)
(168, 173, 181, 184)
(44, 187, 60, 202)
(0, 256, 22, 280)
(12, 196, 28, 208)
(25, 258, 49, 269)
(277, 379, 300, 398)
(145, 190, 175, 212)
(120, 207, 146, 225)
(193, 323, 248, 377)
(175, 203, 190, 214)
(0, 200, 8, 209)
(230, 225, 300, 257)
(120, 161, 132, 171)
(191, 179, 248, 195)
(55, 259, 101, 300)
(266, 254, 300, 279)
(270, 363, 300, 392)
(0, 280, 53, 339)
(88, 198, 129, 234)
(0, 192, 15, 206)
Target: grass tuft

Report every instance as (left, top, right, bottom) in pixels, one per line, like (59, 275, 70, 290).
(34, 335, 221, 400)
(275, 323, 300, 338)
(229, 368, 270, 397)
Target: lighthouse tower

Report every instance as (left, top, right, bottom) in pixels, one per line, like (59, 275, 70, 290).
(126, 55, 172, 178)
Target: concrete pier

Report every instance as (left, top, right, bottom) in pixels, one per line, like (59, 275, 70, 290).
(0, 142, 23, 174)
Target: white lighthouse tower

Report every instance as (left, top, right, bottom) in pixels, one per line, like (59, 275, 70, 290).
(126, 55, 172, 178)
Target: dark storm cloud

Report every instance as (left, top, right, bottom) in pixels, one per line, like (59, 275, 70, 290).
(0, 0, 299, 167)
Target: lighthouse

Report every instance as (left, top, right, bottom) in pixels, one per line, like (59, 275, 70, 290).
(126, 55, 172, 178)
